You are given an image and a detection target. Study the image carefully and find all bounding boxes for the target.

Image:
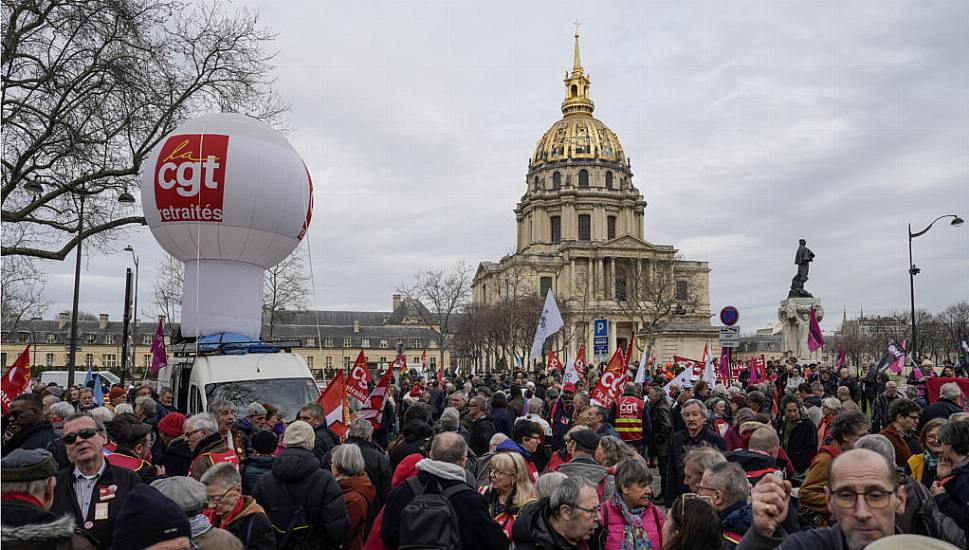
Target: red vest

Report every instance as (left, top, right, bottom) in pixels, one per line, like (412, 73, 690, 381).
(614, 396, 645, 442)
(189, 449, 240, 476)
(106, 452, 147, 472)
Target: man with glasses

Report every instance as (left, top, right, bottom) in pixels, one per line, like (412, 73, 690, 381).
(468, 395, 497, 457)
(697, 461, 753, 548)
(740, 448, 907, 550)
(201, 462, 274, 550)
(184, 413, 237, 481)
(511, 475, 600, 549)
(297, 402, 340, 461)
(50, 412, 142, 549)
(878, 398, 923, 468)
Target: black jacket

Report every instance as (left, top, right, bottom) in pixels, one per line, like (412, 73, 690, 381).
(935, 460, 969, 530)
(920, 398, 964, 430)
(254, 446, 349, 549)
(666, 426, 727, 501)
(871, 392, 900, 433)
(1, 420, 69, 469)
(50, 460, 142, 549)
(737, 525, 852, 550)
(381, 470, 508, 550)
(510, 497, 584, 550)
(647, 398, 673, 457)
(156, 436, 193, 477)
(322, 436, 391, 510)
(311, 422, 340, 463)
(0, 500, 97, 550)
(389, 419, 433, 470)
(468, 415, 497, 457)
(776, 417, 817, 473)
(222, 497, 275, 550)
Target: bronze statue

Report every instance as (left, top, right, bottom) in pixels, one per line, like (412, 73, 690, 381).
(789, 238, 815, 298)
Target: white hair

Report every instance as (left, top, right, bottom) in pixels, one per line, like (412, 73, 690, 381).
(185, 413, 218, 435)
(940, 382, 962, 401)
(90, 406, 115, 424)
(113, 403, 134, 415)
(488, 432, 509, 452)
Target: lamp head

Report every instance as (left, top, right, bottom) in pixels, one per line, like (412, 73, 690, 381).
(951, 216, 964, 227)
(117, 190, 136, 204)
(24, 180, 44, 196)
(124, 245, 134, 252)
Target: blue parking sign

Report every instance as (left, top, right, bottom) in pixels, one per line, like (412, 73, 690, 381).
(594, 319, 608, 338)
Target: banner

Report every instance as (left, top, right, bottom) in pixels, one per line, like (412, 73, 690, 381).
(530, 291, 564, 360)
(563, 360, 582, 387)
(420, 349, 427, 371)
(574, 345, 587, 375)
(664, 368, 693, 398)
(546, 350, 563, 372)
(926, 377, 969, 407)
(807, 306, 825, 352)
(750, 355, 767, 385)
(634, 349, 651, 385)
(673, 355, 704, 380)
(590, 348, 626, 408)
(149, 318, 168, 374)
(1, 346, 32, 414)
(718, 346, 731, 382)
(345, 350, 369, 402)
(318, 371, 347, 438)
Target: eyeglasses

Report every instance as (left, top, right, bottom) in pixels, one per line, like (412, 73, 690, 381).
(490, 469, 516, 478)
(830, 488, 896, 509)
(572, 504, 601, 515)
(63, 428, 100, 444)
(674, 493, 713, 518)
(207, 483, 240, 504)
(906, 414, 920, 421)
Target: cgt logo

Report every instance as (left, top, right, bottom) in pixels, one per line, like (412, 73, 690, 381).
(155, 134, 229, 222)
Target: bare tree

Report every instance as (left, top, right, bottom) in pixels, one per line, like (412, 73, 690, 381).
(938, 301, 969, 363)
(401, 261, 472, 370)
(152, 254, 183, 324)
(0, 256, 49, 332)
(263, 252, 308, 339)
(2, 0, 286, 260)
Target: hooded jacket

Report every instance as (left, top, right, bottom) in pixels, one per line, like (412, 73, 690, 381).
(241, 455, 274, 495)
(557, 456, 615, 499)
(775, 413, 817, 473)
(338, 474, 376, 550)
(389, 418, 433, 470)
(511, 497, 591, 550)
(1, 499, 96, 550)
(719, 501, 753, 549)
(253, 446, 349, 549)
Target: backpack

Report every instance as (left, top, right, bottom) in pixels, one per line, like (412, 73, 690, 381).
(265, 481, 318, 550)
(397, 477, 470, 550)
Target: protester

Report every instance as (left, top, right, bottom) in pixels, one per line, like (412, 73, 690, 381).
(599, 458, 664, 550)
(3, 393, 69, 469)
(331, 444, 375, 550)
(480, 451, 535, 537)
(388, 404, 434, 469)
(559, 428, 616, 498)
(519, 397, 553, 437)
(879, 398, 923, 468)
(326, 418, 392, 512)
(909, 418, 947, 487)
(595, 435, 638, 469)
(777, 394, 818, 474)
(201, 462, 274, 549)
(108, 485, 191, 550)
(931, 420, 969, 528)
(550, 384, 577, 450)
(645, 385, 673, 478)
(698, 461, 752, 548)
(797, 410, 870, 524)
(662, 493, 723, 550)
(298, 402, 340, 461)
(491, 391, 515, 437)
(232, 402, 267, 458)
(871, 380, 900, 433)
(921, 383, 966, 428)
(184, 413, 235, 480)
(511, 476, 601, 550)
(476, 432, 510, 485)
(241, 429, 277, 494)
(157, 412, 193, 477)
(816, 397, 841, 445)
(151, 476, 243, 550)
(105, 412, 158, 483)
(666, 399, 728, 501)
(683, 446, 727, 493)
(493, 418, 542, 482)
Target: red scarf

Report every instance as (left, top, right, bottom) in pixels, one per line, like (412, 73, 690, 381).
(220, 496, 246, 528)
(1, 492, 45, 508)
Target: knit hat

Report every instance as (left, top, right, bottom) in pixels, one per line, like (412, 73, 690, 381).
(245, 402, 267, 417)
(569, 429, 601, 453)
(46, 386, 64, 398)
(150, 476, 207, 516)
(110, 485, 191, 550)
(158, 412, 186, 437)
(109, 386, 126, 400)
(252, 429, 279, 455)
(283, 420, 315, 450)
(1, 448, 58, 482)
(110, 413, 151, 447)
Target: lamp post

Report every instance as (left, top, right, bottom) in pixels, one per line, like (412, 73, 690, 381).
(908, 214, 963, 363)
(124, 245, 139, 377)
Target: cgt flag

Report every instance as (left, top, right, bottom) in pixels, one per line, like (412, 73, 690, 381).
(574, 345, 587, 379)
(807, 306, 825, 353)
(359, 367, 393, 427)
(590, 348, 626, 408)
(546, 350, 563, 372)
(421, 349, 427, 371)
(750, 355, 767, 385)
(345, 351, 370, 402)
(318, 371, 347, 438)
(1, 345, 32, 414)
(530, 291, 564, 360)
(149, 317, 168, 374)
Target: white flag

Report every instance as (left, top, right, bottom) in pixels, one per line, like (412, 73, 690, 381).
(634, 352, 649, 384)
(563, 360, 581, 386)
(529, 291, 565, 360)
(663, 368, 692, 398)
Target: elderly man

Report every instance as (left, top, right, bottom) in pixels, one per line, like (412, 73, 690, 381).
(683, 446, 726, 493)
(559, 428, 615, 498)
(518, 396, 553, 437)
(297, 402, 340, 461)
(448, 390, 473, 431)
(921, 382, 965, 429)
(50, 412, 142, 549)
(184, 413, 236, 480)
(511, 475, 601, 549)
(742, 448, 908, 550)
(728, 427, 786, 485)
(550, 384, 577, 450)
(798, 410, 870, 524)
(872, 380, 900, 433)
(665, 398, 728, 502)
(699, 461, 753, 548)
(105, 413, 159, 483)
(467, 395, 497, 456)
(201, 462, 274, 549)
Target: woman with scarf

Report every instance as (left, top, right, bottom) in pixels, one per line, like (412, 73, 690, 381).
(776, 394, 818, 474)
(599, 458, 664, 550)
(909, 417, 947, 487)
(479, 452, 534, 538)
(816, 397, 842, 446)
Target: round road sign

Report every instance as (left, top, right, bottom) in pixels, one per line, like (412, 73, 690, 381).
(720, 306, 739, 326)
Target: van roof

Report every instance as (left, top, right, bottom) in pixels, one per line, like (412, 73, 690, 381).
(189, 353, 315, 385)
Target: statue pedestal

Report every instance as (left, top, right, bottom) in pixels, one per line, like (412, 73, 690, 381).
(778, 297, 824, 363)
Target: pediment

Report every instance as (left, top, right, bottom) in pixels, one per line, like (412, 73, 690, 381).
(602, 235, 672, 252)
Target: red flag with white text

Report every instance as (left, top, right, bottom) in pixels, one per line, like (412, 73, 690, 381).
(546, 350, 563, 372)
(590, 348, 626, 408)
(345, 351, 369, 402)
(359, 367, 394, 427)
(421, 349, 427, 371)
(573, 346, 587, 382)
(318, 371, 347, 438)
(1, 346, 32, 414)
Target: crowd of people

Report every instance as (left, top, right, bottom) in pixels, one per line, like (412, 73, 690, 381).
(2, 356, 968, 550)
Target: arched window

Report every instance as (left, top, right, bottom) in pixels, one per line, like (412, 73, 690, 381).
(552, 172, 561, 189)
(578, 169, 589, 188)
(533, 176, 539, 191)
(605, 172, 613, 190)
(571, 84, 578, 97)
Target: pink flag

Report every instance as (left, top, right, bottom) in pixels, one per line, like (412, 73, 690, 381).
(807, 306, 825, 352)
(888, 340, 906, 375)
(836, 348, 846, 369)
(719, 345, 731, 382)
(149, 318, 168, 374)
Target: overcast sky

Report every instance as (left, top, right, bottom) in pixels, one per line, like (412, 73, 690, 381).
(40, 0, 968, 332)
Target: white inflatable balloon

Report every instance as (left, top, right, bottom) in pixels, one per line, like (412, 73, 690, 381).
(142, 113, 313, 339)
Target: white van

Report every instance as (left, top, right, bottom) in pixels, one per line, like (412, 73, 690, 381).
(40, 370, 120, 389)
(156, 341, 319, 420)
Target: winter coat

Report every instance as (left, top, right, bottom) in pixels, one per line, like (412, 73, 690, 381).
(1, 420, 69, 469)
(920, 398, 964, 430)
(898, 474, 966, 548)
(736, 525, 892, 550)
(491, 407, 514, 438)
(511, 497, 592, 550)
(381, 470, 508, 550)
(322, 436, 392, 512)
(253, 446, 349, 549)
(935, 459, 969, 529)
(221, 496, 275, 550)
(880, 423, 921, 469)
(157, 436, 193, 477)
(600, 497, 663, 550)
(665, 426, 727, 501)
(1, 500, 96, 550)
(777, 417, 817, 473)
(496, 439, 540, 482)
(724, 424, 746, 451)
(468, 415, 498, 457)
(647, 398, 673, 457)
(50, 460, 142, 550)
(558, 456, 615, 499)
(242, 455, 274, 495)
(388, 419, 433, 470)
(719, 501, 753, 549)
(231, 417, 260, 457)
(550, 398, 576, 451)
(312, 422, 341, 462)
(871, 392, 900, 433)
(798, 445, 839, 519)
(908, 452, 938, 487)
(193, 525, 244, 550)
(189, 432, 231, 481)
(338, 474, 376, 550)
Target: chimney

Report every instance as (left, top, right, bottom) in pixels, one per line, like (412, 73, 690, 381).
(392, 293, 402, 311)
(58, 312, 69, 329)
(99, 313, 109, 330)
(353, 319, 360, 334)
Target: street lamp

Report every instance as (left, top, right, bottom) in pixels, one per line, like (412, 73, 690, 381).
(908, 214, 964, 362)
(124, 245, 140, 377)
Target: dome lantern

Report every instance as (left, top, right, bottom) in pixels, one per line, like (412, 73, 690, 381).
(561, 31, 594, 117)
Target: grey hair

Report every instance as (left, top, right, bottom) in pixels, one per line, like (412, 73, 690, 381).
(439, 407, 460, 431)
(821, 397, 842, 411)
(184, 413, 218, 435)
(1, 478, 51, 496)
(207, 400, 235, 415)
(527, 397, 544, 414)
(469, 395, 489, 410)
(489, 432, 509, 451)
(536, 472, 568, 500)
(854, 434, 896, 466)
(42, 394, 60, 405)
(706, 461, 750, 506)
(347, 418, 374, 440)
(684, 446, 725, 477)
(940, 382, 962, 401)
(64, 411, 107, 433)
(810, 382, 823, 393)
(49, 401, 76, 419)
(300, 402, 325, 421)
(331, 443, 366, 478)
(597, 435, 637, 467)
(549, 475, 596, 518)
(681, 398, 708, 418)
(134, 395, 156, 417)
(83, 408, 113, 427)
(113, 403, 134, 415)
(429, 431, 468, 465)
(200, 461, 241, 488)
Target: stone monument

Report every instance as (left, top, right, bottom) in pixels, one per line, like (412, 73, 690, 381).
(779, 239, 823, 362)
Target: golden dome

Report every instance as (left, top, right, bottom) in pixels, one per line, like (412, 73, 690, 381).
(530, 31, 627, 168)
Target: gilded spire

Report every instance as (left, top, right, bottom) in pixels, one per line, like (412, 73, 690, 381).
(561, 25, 594, 117)
(572, 23, 582, 73)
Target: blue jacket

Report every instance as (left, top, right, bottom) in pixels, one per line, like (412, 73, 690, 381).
(720, 501, 753, 549)
(491, 407, 514, 437)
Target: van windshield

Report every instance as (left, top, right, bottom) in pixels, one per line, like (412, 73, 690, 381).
(205, 378, 319, 420)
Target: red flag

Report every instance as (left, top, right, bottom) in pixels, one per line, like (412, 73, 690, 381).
(1, 346, 32, 414)
(546, 350, 563, 372)
(719, 346, 731, 382)
(149, 318, 168, 374)
(750, 354, 767, 384)
(318, 371, 347, 438)
(436, 366, 444, 388)
(395, 350, 407, 375)
(590, 348, 626, 407)
(674, 355, 704, 380)
(807, 306, 825, 352)
(359, 367, 393, 427)
(420, 349, 427, 371)
(836, 348, 847, 369)
(573, 346, 587, 382)
(345, 351, 369, 402)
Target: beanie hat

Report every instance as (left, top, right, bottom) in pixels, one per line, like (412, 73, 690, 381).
(109, 386, 126, 400)
(569, 429, 601, 453)
(157, 412, 186, 437)
(1, 448, 58, 482)
(245, 402, 267, 417)
(46, 386, 64, 398)
(110, 485, 191, 550)
(283, 420, 315, 451)
(150, 476, 207, 516)
(252, 429, 279, 455)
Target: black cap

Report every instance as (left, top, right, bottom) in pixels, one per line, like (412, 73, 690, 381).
(569, 429, 601, 453)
